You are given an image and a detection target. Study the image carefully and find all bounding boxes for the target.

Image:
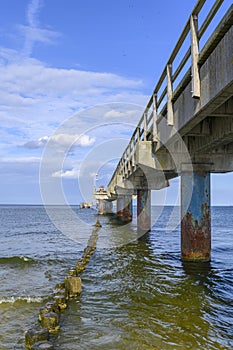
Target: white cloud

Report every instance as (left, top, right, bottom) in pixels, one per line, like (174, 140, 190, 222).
(1, 156, 40, 163)
(77, 135, 95, 147)
(0, 0, 147, 199)
(23, 136, 49, 149)
(52, 168, 80, 179)
(21, 0, 60, 57)
(20, 25, 60, 46)
(0, 60, 142, 96)
(27, 0, 41, 27)
(50, 133, 96, 147)
(104, 108, 140, 119)
(22, 133, 96, 149)
(0, 56, 145, 124)
(0, 53, 146, 150)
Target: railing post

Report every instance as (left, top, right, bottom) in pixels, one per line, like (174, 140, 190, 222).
(152, 93, 158, 143)
(120, 160, 124, 175)
(124, 155, 127, 176)
(132, 138, 136, 167)
(167, 64, 174, 126)
(144, 111, 148, 140)
(190, 14, 200, 99)
(137, 127, 140, 142)
(127, 160, 131, 174)
(128, 143, 132, 172)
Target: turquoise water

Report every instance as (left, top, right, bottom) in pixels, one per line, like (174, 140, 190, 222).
(0, 205, 233, 349)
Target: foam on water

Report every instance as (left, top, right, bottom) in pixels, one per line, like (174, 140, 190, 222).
(0, 296, 45, 304)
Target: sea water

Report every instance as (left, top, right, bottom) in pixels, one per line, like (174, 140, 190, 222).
(0, 205, 233, 349)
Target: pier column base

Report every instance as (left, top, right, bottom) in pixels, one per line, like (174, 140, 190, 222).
(137, 189, 151, 232)
(181, 164, 211, 262)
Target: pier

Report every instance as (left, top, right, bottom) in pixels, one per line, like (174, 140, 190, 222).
(94, 0, 233, 262)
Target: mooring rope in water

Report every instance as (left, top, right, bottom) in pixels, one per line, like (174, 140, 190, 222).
(25, 220, 102, 350)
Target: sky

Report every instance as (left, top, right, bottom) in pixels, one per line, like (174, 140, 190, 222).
(0, 0, 232, 205)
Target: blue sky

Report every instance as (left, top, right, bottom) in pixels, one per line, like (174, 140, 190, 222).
(0, 0, 232, 205)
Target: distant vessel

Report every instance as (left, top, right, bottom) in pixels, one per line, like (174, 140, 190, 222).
(80, 202, 93, 209)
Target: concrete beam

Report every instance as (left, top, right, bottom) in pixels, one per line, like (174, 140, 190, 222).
(187, 116, 233, 154)
(136, 141, 155, 168)
(198, 153, 233, 173)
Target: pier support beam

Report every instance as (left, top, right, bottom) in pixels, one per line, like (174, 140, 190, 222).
(137, 189, 151, 232)
(181, 164, 211, 262)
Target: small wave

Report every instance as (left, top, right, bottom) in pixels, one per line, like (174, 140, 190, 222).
(0, 256, 35, 265)
(0, 296, 45, 304)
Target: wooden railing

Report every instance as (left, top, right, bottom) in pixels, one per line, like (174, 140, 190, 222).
(108, 0, 229, 191)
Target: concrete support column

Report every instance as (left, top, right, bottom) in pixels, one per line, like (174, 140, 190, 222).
(97, 199, 112, 215)
(181, 164, 211, 262)
(117, 195, 124, 217)
(104, 201, 113, 214)
(123, 195, 133, 222)
(137, 189, 151, 232)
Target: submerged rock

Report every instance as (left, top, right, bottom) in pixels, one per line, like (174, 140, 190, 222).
(45, 301, 60, 314)
(76, 260, 86, 273)
(25, 326, 49, 348)
(54, 282, 65, 290)
(53, 294, 67, 310)
(39, 302, 60, 322)
(95, 220, 102, 227)
(40, 311, 60, 332)
(65, 276, 82, 298)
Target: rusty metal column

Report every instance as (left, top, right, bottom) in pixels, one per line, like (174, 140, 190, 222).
(137, 189, 151, 232)
(123, 195, 133, 223)
(117, 195, 124, 218)
(181, 164, 211, 262)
